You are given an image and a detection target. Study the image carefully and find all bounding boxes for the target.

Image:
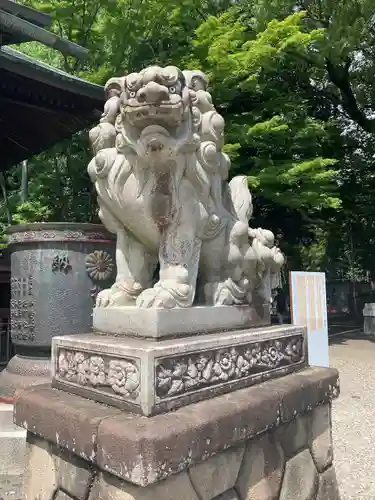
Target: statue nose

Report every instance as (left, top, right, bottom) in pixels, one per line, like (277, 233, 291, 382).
(137, 81, 169, 104)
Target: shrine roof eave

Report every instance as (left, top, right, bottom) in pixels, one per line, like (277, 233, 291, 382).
(0, 7, 87, 58)
(0, 46, 104, 100)
(0, 47, 105, 171)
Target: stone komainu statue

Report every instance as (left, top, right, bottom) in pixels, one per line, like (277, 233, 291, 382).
(88, 66, 284, 309)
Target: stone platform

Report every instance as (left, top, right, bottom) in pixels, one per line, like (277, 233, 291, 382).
(14, 366, 340, 499)
(52, 324, 306, 416)
(92, 304, 270, 338)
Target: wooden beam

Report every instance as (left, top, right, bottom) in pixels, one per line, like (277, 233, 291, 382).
(0, 9, 88, 59)
(0, 0, 51, 28)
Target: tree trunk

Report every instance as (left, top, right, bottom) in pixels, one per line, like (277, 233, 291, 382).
(20, 160, 28, 203)
(0, 172, 12, 225)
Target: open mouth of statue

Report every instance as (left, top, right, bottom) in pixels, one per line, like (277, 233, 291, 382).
(125, 102, 183, 131)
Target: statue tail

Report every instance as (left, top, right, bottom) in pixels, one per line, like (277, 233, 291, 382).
(228, 175, 253, 224)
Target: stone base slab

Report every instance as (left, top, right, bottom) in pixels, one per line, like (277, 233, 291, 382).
(51, 325, 307, 416)
(14, 367, 340, 489)
(92, 304, 270, 339)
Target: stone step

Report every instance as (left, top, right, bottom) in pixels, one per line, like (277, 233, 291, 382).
(0, 404, 27, 476)
(0, 403, 22, 432)
(0, 430, 27, 475)
(0, 473, 23, 499)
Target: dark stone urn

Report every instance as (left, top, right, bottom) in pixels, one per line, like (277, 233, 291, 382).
(0, 223, 116, 398)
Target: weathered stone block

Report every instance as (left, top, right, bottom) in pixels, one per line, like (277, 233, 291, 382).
(17, 366, 341, 500)
(279, 449, 318, 500)
(189, 445, 245, 500)
(54, 447, 94, 500)
(310, 404, 333, 472)
(236, 433, 284, 500)
(96, 381, 281, 486)
(89, 471, 199, 500)
(317, 467, 341, 500)
(14, 383, 122, 461)
(268, 369, 339, 423)
(15, 367, 340, 488)
(276, 414, 310, 457)
(23, 434, 58, 500)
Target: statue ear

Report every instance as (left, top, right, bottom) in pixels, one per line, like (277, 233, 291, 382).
(123, 72, 142, 94)
(104, 77, 125, 99)
(183, 70, 208, 91)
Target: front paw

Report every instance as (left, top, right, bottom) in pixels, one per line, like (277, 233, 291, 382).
(95, 287, 136, 307)
(136, 286, 177, 309)
(96, 288, 112, 308)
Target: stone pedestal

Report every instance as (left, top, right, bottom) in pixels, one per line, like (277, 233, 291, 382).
(14, 298, 341, 500)
(14, 366, 340, 500)
(363, 303, 375, 335)
(0, 223, 116, 398)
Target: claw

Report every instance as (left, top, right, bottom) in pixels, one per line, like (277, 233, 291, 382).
(96, 289, 111, 308)
(95, 287, 136, 308)
(136, 287, 177, 309)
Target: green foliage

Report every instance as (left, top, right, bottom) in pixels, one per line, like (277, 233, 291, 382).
(0, 134, 98, 239)
(2, 0, 375, 282)
(187, 10, 340, 211)
(12, 202, 52, 225)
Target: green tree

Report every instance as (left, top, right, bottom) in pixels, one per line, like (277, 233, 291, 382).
(252, 0, 375, 134)
(1, 0, 233, 237)
(4, 0, 375, 285)
(230, 0, 375, 278)
(187, 11, 340, 211)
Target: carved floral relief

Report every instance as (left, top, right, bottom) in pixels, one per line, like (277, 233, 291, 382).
(57, 349, 140, 400)
(155, 336, 304, 399)
(85, 250, 114, 281)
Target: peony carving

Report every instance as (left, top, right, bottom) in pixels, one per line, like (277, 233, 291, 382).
(155, 336, 304, 399)
(89, 356, 106, 386)
(88, 66, 284, 309)
(107, 359, 140, 397)
(86, 250, 114, 281)
(57, 349, 140, 399)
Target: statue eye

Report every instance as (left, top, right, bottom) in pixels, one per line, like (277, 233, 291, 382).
(129, 91, 136, 98)
(169, 86, 176, 94)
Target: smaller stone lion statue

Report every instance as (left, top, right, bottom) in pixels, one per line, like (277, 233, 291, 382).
(88, 65, 284, 309)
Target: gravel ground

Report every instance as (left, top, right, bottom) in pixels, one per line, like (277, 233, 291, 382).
(0, 335, 370, 500)
(330, 335, 375, 500)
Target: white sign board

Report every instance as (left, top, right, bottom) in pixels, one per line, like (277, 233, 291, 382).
(289, 271, 329, 367)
